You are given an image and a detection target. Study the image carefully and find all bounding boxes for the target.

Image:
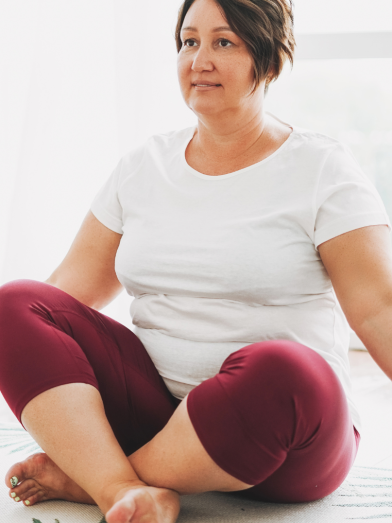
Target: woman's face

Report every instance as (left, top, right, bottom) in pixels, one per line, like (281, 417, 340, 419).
(177, 0, 264, 120)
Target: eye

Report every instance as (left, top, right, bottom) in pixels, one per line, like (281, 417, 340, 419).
(182, 38, 233, 49)
(183, 39, 197, 48)
(218, 39, 233, 48)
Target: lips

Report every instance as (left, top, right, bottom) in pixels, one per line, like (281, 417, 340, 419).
(192, 82, 221, 86)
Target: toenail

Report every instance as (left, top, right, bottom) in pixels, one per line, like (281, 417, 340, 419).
(25, 500, 30, 506)
(15, 497, 20, 502)
(11, 492, 16, 498)
(10, 477, 18, 488)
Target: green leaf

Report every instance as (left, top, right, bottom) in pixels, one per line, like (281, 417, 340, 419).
(32, 519, 42, 523)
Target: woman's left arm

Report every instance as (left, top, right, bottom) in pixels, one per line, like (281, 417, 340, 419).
(319, 224, 392, 380)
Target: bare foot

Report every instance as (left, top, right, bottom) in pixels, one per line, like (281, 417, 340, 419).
(6, 452, 181, 521)
(5, 452, 94, 507)
(106, 484, 181, 523)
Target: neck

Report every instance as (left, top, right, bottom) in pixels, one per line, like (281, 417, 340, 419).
(192, 110, 270, 163)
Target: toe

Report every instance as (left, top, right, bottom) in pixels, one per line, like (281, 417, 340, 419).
(9, 478, 39, 499)
(11, 484, 40, 502)
(22, 490, 46, 507)
(5, 453, 47, 489)
(5, 462, 24, 488)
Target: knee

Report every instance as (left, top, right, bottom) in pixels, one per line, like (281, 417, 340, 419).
(227, 339, 314, 372)
(222, 339, 335, 397)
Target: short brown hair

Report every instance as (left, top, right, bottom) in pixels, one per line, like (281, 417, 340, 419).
(175, 0, 296, 95)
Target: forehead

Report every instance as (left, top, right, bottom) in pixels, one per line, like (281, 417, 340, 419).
(182, 0, 229, 29)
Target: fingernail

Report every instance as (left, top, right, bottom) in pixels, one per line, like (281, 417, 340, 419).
(25, 500, 30, 506)
(10, 476, 18, 488)
(11, 492, 16, 498)
(15, 496, 20, 502)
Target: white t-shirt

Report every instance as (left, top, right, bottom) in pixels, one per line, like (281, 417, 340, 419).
(90, 117, 392, 435)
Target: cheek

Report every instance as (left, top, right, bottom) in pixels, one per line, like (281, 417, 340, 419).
(224, 61, 254, 91)
(216, 54, 254, 83)
(233, 61, 254, 91)
(236, 57, 255, 81)
(177, 56, 190, 87)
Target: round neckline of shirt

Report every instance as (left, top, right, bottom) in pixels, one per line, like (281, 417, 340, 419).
(182, 121, 299, 180)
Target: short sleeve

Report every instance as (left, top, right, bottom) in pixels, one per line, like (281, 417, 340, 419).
(314, 142, 392, 250)
(90, 158, 123, 234)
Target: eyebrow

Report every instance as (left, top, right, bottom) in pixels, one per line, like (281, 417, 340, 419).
(181, 25, 234, 33)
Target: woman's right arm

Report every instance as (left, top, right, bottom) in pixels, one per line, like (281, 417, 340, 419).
(44, 210, 124, 311)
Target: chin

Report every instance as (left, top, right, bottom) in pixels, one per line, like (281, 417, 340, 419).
(189, 100, 222, 116)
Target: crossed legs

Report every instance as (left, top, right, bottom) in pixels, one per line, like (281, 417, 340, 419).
(6, 383, 251, 521)
(0, 279, 360, 521)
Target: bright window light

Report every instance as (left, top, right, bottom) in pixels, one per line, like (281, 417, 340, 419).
(293, 0, 392, 34)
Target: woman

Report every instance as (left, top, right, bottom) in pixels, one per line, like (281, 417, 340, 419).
(1, 0, 392, 521)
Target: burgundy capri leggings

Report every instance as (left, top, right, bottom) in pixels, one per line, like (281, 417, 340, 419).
(0, 279, 360, 503)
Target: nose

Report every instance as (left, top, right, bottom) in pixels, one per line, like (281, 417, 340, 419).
(191, 44, 214, 73)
